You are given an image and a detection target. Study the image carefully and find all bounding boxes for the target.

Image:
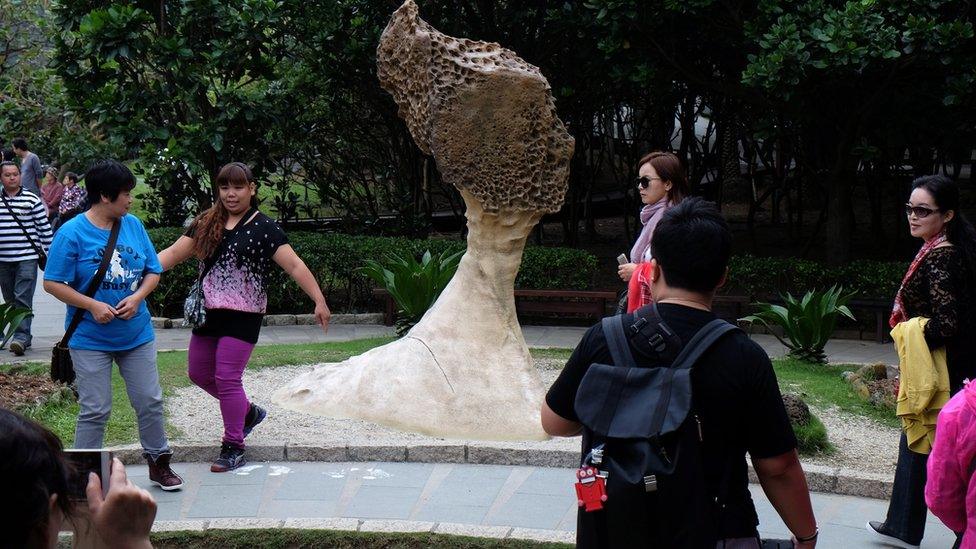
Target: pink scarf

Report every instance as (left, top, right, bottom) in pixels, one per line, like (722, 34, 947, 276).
(890, 230, 948, 328)
(629, 197, 669, 263)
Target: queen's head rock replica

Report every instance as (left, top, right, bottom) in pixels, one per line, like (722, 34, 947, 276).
(273, 0, 574, 440)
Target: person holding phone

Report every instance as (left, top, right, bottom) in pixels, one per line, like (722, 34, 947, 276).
(43, 160, 183, 491)
(0, 407, 156, 549)
(616, 151, 689, 313)
(158, 162, 331, 473)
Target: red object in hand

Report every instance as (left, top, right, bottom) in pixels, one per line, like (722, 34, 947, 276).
(575, 466, 608, 512)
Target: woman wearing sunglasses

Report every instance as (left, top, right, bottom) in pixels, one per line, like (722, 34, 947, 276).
(617, 151, 689, 312)
(868, 175, 976, 549)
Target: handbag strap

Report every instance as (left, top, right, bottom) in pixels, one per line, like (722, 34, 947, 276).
(195, 207, 256, 283)
(58, 218, 121, 347)
(0, 191, 46, 259)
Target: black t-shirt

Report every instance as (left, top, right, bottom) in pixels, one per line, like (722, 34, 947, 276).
(185, 210, 288, 343)
(545, 303, 797, 544)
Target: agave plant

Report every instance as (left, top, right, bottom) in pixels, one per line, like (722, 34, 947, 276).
(361, 248, 464, 336)
(740, 286, 856, 363)
(0, 301, 30, 349)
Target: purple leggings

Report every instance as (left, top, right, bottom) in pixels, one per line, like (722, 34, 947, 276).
(188, 335, 255, 448)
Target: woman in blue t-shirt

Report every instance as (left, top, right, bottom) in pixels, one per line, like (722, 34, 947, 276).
(158, 162, 331, 473)
(43, 160, 183, 491)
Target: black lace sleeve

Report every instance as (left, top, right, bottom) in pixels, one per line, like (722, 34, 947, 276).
(922, 248, 965, 349)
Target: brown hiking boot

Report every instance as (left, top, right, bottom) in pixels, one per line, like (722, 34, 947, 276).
(147, 453, 184, 491)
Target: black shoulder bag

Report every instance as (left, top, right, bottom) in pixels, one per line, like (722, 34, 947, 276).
(51, 218, 120, 385)
(0, 191, 48, 270)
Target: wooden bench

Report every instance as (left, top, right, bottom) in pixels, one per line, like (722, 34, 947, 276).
(848, 298, 893, 344)
(372, 288, 618, 326)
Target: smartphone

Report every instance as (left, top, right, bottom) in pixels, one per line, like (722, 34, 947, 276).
(616, 253, 629, 265)
(63, 449, 112, 500)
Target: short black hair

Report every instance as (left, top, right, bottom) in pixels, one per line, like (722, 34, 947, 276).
(11, 138, 27, 151)
(650, 197, 732, 293)
(85, 159, 136, 204)
(0, 160, 19, 173)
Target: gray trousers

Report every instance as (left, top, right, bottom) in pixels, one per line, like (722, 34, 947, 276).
(0, 259, 37, 346)
(72, 340, 171, 458)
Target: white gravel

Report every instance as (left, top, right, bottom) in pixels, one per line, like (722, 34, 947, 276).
(166, 358, 901, 475)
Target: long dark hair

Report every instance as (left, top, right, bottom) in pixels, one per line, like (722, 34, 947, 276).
(192, 162, 259, 260)
(0, 408, 74, 547)
(912, 175, 976, 284)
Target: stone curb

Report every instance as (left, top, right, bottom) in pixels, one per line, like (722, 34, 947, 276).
(111, 443, 892, 500)
(149, 518, 573, 544)
(150, 313, 384, 329)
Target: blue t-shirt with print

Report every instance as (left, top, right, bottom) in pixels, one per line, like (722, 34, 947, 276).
(44, 213, 162, 351)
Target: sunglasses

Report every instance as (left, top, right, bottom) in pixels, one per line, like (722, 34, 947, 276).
(904, 204, 940, 219)
(635, 176, 663, 190)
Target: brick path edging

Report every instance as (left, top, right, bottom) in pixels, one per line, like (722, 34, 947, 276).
(111, 443, 893, 500)
(151, 313, 384, 329)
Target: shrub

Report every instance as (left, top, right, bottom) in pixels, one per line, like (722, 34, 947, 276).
(362, 249, 463, 336)
(794, 413, 833, 455)
(144, 228, 598, 317)
(0, 301, 31, 348)
(727, 255, 906, 301)
(741, 286, 856, 363)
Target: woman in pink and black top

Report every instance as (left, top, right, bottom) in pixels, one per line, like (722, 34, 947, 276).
(159, 162, 331, 472)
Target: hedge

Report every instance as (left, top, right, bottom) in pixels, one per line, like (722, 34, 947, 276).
(725, 255, 906, 302)
(145, 229, 599, 317)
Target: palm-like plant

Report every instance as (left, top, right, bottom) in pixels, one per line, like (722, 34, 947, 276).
(0, 301, 30, 349)
(740, 286, 856, 363)
(362, 249, 464, 336)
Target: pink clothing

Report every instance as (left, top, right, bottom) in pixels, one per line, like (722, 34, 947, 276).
(629, 197, 669, 263)
(41, 181, 64, 217)
(187, 335, 255, 448)
(926, 380, 976, 545)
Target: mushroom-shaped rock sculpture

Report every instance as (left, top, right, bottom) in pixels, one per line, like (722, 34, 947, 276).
(273, 0, 574, 441)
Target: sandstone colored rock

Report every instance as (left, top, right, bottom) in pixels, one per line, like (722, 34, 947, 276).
(273, 0, 573, 441)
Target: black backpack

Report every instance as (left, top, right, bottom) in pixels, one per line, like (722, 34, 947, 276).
(573, 305, 738, 548)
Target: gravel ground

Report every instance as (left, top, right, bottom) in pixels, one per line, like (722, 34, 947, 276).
(167, 358, 900, 475)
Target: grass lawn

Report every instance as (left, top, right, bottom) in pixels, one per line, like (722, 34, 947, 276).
(20, 339, 896, 447)
(150, 530, 570, 548)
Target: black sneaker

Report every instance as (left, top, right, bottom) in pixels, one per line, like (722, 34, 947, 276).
(8, 341, 25, 356)
(243, 403, 267, 438)
(865, 521, 920, 549)
(211, 443, 246, 473)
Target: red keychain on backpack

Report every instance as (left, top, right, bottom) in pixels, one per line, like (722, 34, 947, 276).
(575, 466, 608, 511)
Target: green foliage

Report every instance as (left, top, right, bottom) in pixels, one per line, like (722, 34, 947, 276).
(145, 228, 598, 317)
(362, 249, 463, 336)
(793, 412, 833, 456)
(741, 286, 856, 363)
(727, 255, 904, 300)
(0, 302, 30, 348)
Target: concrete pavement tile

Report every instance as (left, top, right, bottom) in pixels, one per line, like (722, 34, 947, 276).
(260, 499, 339, 519)
(508, 527, 575, 544)
(359, 519, 434, 533)
(487, 493, 570, 530)
(187, 484, 264, 518)
(153, 501, 184, 521)
(281, 518, 360, 531)
(207, 518, 284, 530)
(413, 504, 489, 524)
(344, 486, 423, 519)
(274, 469, 345, 501)
(424, 471, 505, 507)
(434, 522, 511, 539)
(516, 468, 576, 496)
(198, 464, 269, 485)
(355, 462, 433, 487)
(152, 520, 208, 532)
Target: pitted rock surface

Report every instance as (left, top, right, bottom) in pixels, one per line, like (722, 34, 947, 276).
(376, 0, 573, 214)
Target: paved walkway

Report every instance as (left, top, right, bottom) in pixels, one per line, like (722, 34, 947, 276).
(126, 460, 956, 547)
(6, 271, 898, 365)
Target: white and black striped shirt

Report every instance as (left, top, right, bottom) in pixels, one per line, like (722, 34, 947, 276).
(0, 187, 53, 263)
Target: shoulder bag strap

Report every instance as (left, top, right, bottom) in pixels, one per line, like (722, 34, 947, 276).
(602, 315, 637, 368)
(57, 219, 121, 346)
(0, 192, 46, 259)
(670, 319, 738, 371)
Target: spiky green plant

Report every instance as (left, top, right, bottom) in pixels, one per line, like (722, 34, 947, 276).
(0, 301, 30, 349)
(361, 249, 464, 336)
(740, 286, 856, 363)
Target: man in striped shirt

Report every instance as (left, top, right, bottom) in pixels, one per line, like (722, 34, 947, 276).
(0, 161, 53, 355)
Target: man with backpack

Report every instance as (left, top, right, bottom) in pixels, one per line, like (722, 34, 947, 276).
(542, 198, 818, 548)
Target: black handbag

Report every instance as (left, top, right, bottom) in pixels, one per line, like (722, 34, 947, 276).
(51, 218, 120, 385)
(0, 192, 49, 270)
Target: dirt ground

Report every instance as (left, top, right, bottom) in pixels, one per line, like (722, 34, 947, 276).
(0, 369, 61, 410)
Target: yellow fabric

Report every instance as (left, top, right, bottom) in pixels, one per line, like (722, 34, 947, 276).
(891, 317, 951, 454)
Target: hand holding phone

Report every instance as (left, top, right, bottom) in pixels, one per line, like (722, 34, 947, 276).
(63, 449, 112, 500)
(86, 458, 156, 549)
(616, 253, 629, 265)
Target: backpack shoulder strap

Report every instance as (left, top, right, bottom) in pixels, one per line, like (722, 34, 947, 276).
(602, 315, 637, 368)
(671, 318, 738, 371)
